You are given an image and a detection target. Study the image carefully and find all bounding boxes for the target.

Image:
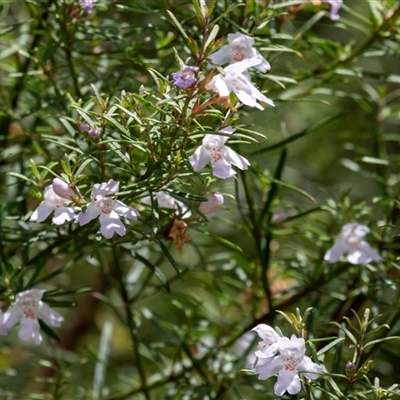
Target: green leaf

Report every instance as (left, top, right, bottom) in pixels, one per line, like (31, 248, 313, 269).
(268, 177, 316, 203)
(194, 228, 243, 252)
(364, 336, 400, 349)
(166, 10, 188, 40)
(330, 322, 358, 345)
(317, 337, 345, 356)
(204, 24, 219, 54)
(134, 252, 170, 292)
(155, 239, 182, 279)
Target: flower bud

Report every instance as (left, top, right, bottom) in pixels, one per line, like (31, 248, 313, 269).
(346, 362, 356, 371)
(345, 361, 356, 377)
(89, 128, 101, 138)
(52, 178, 75, 200)
(199, 193, 224, 215)
(79, 123, 89, 132)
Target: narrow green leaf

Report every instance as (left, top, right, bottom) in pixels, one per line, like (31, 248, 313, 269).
(330, 322, 358, 345)
(317, 337, 345, 356)
(204, 24, 219, 53)
(195, 228, 243, 252)
(155, 239, 183, 279)
(134, 252, 170, 292)
(364, 336, 400, 348)
(269, 177, 316, 203)
(74, 158, 93, 178)
(166, 10, 188, 40)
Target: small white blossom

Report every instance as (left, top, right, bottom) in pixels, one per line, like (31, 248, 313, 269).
(189, 127, 250, 179)
(206, 58, 274, 110)
(255, 335, 323, 396)
(199, 193, 224, 215)
(324, 223, 381, 265)
(209, 32, 270, 73)
(252, 324, 280, 360)
(142, 191, 191, 218)
(30, 183, 76, 225)
(0, 289, 63, 344)
(76, 179, 140, 239)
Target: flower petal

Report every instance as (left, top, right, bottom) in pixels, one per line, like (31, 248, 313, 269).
(2, 305, 23, 330)
(30, 201, 54, 223)
(19, 318, 42, 344)
(53, 207, 76, 225)
(250, 49, 271, 73)
(76, 202, 101, 226)
(190, 146, 211, 172)
(211, 159, 236, 179)
(209, 75, 230, 97)
(347, 242, 381, 264)
(99, 212, 126, 239)
(38, 303, 64, 328)
(225, 147, 250, 170)
(298, 356, 323, 380)
(324, 238, 346, 263)
(92, 179, 119, 199)
(114, 200, 140, 220)
(224, 57, 262, 75)
(255, 355, 284, 380)
(208, 46, 230, 66)
(275, 370, 301, 396)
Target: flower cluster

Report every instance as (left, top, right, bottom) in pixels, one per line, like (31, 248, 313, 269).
(0, 289, 63, 344)
(30, 178, 140, 239)
(252, 324, 323, 396)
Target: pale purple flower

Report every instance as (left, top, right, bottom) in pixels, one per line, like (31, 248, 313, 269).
(189, 127, 250, 179)
(252, 324, 280, 360)
(206, 58, 274, 110)
(172, 65, 199, 89)
(0, 289, 64, 345)
(142, 191, 191, 218)
(324, 223, 381, 265)
(323, 0, 343, 21)
(76, 179, 140, 239)
(255, 335, 323, 396)
(199, 193, 224, 215)
(30, 184, 76, 225)
(209, 32, 270, 73)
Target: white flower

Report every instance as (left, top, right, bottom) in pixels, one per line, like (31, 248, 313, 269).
(206, 58, 274, 110)
(252, 324, 280, 360)
(0, 289, 64, 344)
(142, 191, 191, 218)
(255, 335, 323, 396)
(189, 127, 250, 179)
(209, 32, 270, 73)
(199, 193, 224, 215)
(30, 184, 76, 225)
(324, 223, 381, 265)
(76, 179, 140, 239)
